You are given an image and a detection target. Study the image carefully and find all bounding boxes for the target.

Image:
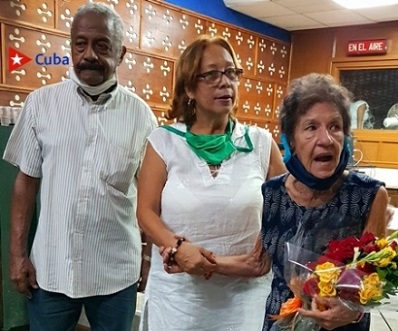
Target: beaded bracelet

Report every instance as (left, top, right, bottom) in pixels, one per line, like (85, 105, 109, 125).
(167, 237, 185, 268)
(142, 254, 151, 263)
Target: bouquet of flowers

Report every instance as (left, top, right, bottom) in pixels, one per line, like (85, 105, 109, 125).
(270, 230, 398, 331)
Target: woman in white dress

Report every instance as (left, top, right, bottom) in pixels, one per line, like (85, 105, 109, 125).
(137, 35, 286, 331)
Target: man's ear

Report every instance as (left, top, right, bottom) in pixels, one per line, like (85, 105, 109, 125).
(118, 46, 127, 65)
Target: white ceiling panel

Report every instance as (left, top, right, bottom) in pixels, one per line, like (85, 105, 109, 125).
(224, 0, 398, 30)
(306, 10, 371, 25)
(271, 0, 323, 6)
(292, 2, 343, 14)
(262, 15, 324, 30)
(231, 2, 295, 18)
(355, 5, 398, 20)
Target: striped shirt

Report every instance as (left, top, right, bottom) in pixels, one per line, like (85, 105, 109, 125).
(3, 79, 157, 298)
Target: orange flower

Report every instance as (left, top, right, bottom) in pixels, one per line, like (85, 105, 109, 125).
(270, 295, 303, 320)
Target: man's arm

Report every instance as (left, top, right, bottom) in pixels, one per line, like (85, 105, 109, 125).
(10, 171, 40, 298)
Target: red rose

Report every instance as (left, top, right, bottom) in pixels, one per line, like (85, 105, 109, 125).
(390, 241, 397, 250)
(363, 243, 380, 254)
(324, 237, 360, 263)
(303, 277, 320, 297)
(357, 262, 376, 274)
(359, 232, 376, 246)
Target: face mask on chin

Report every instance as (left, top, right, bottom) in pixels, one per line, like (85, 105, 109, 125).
(68, 67, 117, 96)
(280, 134, 351, 191)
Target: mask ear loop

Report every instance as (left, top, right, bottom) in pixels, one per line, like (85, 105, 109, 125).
(280, 134, 292, 163)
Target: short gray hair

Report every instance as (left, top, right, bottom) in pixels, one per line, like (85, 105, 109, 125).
(280, 73, 352, 147)
(73, 2, 125, 53)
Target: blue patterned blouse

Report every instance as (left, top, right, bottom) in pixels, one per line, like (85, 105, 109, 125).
(261, 171, 384, 331)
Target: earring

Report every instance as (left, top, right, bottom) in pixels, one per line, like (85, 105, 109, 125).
(188, 98, 196, 115)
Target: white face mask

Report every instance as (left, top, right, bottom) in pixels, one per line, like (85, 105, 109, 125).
(68, 67, 117, 96)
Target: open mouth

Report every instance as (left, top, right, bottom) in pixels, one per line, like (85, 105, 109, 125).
(216, 95, 232, 101)
(314, 155, 333, 162)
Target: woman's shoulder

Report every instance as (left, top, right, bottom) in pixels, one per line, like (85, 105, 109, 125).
(150, 122, 186, 136)
(233, 120, 271, 137)
(346, 170, 384, 188)
(262, 173, 287, 191)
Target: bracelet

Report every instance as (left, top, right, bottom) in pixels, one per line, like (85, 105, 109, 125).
(352, 310, 364, 324)
(168, 237, 185, 267)
(143, 254, 151, 263)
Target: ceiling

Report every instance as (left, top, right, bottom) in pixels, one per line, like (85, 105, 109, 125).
(223, 0, 398, 31)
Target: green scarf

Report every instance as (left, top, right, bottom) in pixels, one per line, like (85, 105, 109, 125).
(161, 121, 253, 165)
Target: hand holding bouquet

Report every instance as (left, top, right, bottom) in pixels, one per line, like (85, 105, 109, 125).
(270, 230, 398, 331)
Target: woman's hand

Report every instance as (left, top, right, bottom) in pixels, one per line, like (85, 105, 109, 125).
(159, 242, 216, 278)
(299, 295, 362, 330)
(245, 234, 271, 276)
(214, 234, 271, 277)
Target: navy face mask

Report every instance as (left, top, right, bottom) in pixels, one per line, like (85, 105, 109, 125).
(280, 134, 351, 191)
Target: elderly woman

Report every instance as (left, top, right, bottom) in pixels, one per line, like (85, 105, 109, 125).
(261, 73, 388, 331)
(137, 35, 286, 331)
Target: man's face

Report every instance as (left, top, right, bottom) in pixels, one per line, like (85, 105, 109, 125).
(71, 12, 125, 86)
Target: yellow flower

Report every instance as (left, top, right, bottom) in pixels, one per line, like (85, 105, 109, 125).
(377, 238, 388, 249)
(359, 273, 383, 304)
(375, 247, 397, 268)
(359, 287, 382, 304)
(361, 246, 397, 267)
(363, 273, 380, 286)
(318, 281, 337, 297)
(315, 262, 342, 283)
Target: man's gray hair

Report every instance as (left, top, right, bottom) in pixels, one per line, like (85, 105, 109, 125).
(73, 2, 125, 52)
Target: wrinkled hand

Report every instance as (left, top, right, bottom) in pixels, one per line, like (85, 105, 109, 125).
(159, 243, 216, 279)
(246, 235, 271, 276)
(299, 295, 361, 330)
(10, 255, 38, 298)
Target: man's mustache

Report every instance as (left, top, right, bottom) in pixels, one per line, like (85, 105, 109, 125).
(78, 63, 103, 71)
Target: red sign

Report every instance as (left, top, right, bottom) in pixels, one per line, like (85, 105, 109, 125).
(8, 47, 32, 72)
(347, 39, 387, 56)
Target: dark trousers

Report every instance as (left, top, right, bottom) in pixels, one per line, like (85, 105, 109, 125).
(27, 283, 137, 331)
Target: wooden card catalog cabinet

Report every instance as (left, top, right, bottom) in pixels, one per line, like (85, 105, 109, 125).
(257, 38, 289, 83)
(152, 108, 176, 126)
(273, 83, 286, 121)
(266, 121, 281, 140)
(0, 0, 291, 142)
(141, 1, 204, 59)
(118, 51, 174, 108)
(5, 25, 70, 89)
(207, 22, 257, 77)
(0, 0, 54, 28)
(238, 77, 274, 121)
(56, 0, 141, 49)
(0, 89, 28, 108)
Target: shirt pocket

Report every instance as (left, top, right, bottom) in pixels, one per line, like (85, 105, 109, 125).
(98, 142, 138, 195)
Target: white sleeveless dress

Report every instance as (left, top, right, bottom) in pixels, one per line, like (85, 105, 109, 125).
(140, 121, 273, 331)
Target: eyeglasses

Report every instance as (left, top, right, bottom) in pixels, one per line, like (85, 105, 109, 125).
(196, 68, 243, 84)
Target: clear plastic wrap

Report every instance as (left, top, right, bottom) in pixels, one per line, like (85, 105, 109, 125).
(270, 230, 398, 331)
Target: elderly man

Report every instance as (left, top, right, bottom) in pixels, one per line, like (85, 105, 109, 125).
(3, 3, 157, 331)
